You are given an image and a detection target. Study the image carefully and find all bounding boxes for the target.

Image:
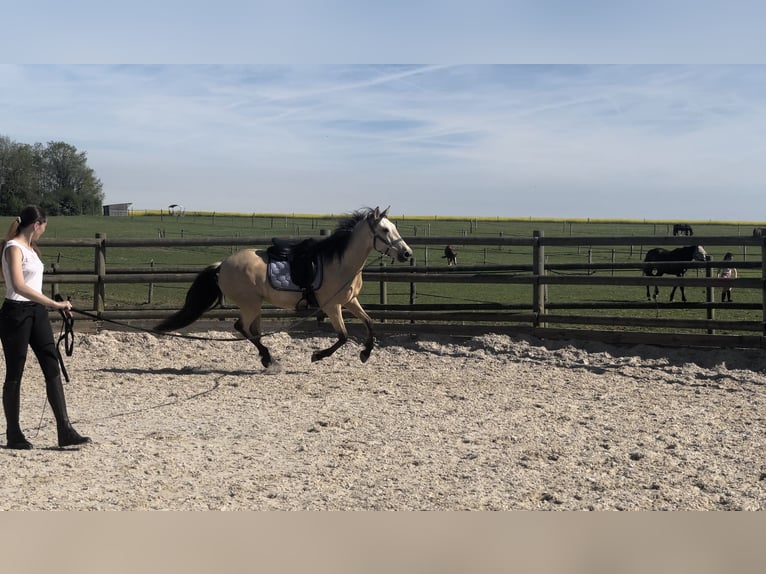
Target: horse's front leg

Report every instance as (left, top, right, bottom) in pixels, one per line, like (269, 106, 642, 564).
(311, 304, 348, 363)
(677, 274, 688, 302)
(645, 273, 658, 301)
(234, 317, 272, 368)
(343, 297, 375, 362)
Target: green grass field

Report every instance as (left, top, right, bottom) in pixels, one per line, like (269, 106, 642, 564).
(32, 212, 765, 333)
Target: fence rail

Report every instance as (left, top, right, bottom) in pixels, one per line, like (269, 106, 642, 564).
(36, 233, 766, 349)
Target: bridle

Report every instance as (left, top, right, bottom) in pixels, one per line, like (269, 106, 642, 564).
(367, 216, 407, 259)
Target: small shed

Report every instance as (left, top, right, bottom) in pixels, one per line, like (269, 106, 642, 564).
(103, 203, 132, 216)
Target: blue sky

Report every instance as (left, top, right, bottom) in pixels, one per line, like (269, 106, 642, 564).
(3, 64, 764, 220)
(1, 4, 765, 220)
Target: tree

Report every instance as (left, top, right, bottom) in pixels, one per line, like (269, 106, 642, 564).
(0, 137, 38, 215)
(0, 136, 104, 216)
(37, 141, 104, 215)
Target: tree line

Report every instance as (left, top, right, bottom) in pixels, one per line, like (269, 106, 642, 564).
(0, 135, 104, 216)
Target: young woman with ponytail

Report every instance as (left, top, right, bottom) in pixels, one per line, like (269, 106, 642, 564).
(0, 205, 90, 449)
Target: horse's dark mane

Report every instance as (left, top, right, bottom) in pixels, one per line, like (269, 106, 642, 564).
(316, 208, 374, 261)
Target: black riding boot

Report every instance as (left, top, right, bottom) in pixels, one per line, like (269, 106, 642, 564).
(46, 376, 90, 447)
(3, 380, 32, 449)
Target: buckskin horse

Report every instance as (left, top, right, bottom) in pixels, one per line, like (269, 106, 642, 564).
(643, 245, 707, 302)
(155, 207, 412, 368)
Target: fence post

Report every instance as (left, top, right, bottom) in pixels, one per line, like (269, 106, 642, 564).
(50, 262, 60, 301)
(379, 261, 387, 323)
(706, 255, 714, 334)
(94, 233, 106, 313)
(409, 257, 417, 320)
(533, 230, 545, 327)
(762, 238, 766, 335)
(148, 259, 154, 304)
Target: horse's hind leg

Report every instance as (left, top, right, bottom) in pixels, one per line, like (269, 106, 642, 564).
(669, 285, 682, 302)
(234, 317, 272, 368)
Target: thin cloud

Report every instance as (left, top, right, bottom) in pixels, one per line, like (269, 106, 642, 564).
(1, 65, 764, 220)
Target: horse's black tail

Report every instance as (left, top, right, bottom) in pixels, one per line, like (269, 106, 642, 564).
(154, 263, 223, 332)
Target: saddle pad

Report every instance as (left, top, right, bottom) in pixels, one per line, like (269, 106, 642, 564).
(267, 258, 323, 292)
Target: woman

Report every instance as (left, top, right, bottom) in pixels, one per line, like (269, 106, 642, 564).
(718, 252, 737, 303)
(0, 206, 90, 449)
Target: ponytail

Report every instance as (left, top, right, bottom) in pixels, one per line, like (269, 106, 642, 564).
(3, 217, 20, 240)
(2, 206, 46, 257)
(1, 218, 19, 258)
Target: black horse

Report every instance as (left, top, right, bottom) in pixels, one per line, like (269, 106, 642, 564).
(672, 223, 693, 236)
(442, 245, 457, 266)
(643, 245, 707, 302)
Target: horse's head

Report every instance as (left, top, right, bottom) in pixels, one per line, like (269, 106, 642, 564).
(692, 245, 707, 261)
(368, 207, 412, 263)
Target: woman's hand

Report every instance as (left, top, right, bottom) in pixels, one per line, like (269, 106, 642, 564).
(55, 299, 73, 315)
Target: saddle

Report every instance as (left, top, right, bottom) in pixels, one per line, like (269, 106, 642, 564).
(266, 238, 323, 309)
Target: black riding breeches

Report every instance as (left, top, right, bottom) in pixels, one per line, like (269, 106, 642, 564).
(0, 300, 60, 384)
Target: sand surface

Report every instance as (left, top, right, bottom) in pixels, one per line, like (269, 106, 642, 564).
(2, 328, 766, 510)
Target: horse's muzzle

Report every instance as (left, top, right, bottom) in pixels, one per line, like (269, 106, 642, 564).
(397, 250, 412, 263)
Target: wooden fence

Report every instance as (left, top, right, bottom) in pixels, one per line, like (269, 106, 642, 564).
(38, 233, 766, 349)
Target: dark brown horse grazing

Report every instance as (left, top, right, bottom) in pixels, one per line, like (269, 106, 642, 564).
(672, 223, 694, 236)
(442, 245, 457, 266)
(155, 207, 412, 368)
(643, 245, 707, 302)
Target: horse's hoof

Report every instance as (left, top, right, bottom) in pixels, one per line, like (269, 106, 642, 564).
(360, 349, 371, 363)
(311, 352, 323, 363)
(261, 356, 272, 368)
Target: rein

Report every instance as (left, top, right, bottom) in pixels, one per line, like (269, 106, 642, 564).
(53, 306, 267, 381)
(69, 307, 252, 341)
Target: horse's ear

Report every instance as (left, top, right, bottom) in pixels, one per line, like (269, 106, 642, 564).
(372, 206, 380, 219)
(380, 206, 390, 219)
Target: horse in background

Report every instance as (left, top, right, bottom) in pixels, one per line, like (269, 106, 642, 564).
(442, 245, 457, 266)
(753, 227, 766, 238)
(643, 245, 707, 302)
(155, 207, 412, 368)
(673, 223, 694, 236)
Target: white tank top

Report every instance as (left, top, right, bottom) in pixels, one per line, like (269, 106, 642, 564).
(2, 239, 45, 301)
